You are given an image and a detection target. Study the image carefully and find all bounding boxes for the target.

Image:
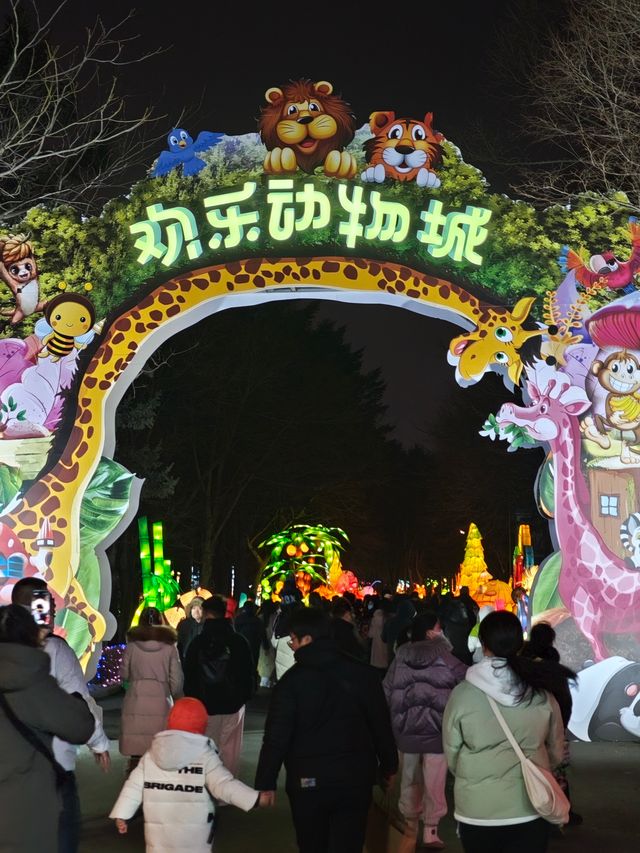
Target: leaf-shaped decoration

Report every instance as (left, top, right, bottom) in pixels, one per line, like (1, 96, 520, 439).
(0, 464, 22, 513)
(534, 454, 554, 518)
(479, 412, 500, 438)
(530, 551, 564, 616)
(79, 457, 135, 554)
(59, 457, 134, 658)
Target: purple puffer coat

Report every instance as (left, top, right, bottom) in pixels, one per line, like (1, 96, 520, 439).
(383, 635, 467, 753)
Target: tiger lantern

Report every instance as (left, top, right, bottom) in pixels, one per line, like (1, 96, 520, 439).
(361, 111, 444, 188)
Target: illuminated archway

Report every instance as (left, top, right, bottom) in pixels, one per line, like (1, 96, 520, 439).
(2, 99, 640, 741)
(0, 253, 532, 662)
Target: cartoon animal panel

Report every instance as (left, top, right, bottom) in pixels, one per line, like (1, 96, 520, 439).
(152, 128, 223, 178)
(361, 111, 444, 188)
(582, 350, 640, 465)
(498, 364, 640, 662)
(36, 293, 97, 362)
(569, 657, 640, 742)
(560, 217, 640, 294)
(579, 298, 640, 466)
(0, 234, 46, 325)
(448, 297, 545, 385)
(259, 80, 357, 179)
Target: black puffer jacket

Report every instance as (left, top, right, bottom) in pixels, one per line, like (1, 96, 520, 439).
(255, 636, 398, 792)
(184, 618, 254, 715)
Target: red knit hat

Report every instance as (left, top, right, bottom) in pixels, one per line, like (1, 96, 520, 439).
(167, 698, 208, 735)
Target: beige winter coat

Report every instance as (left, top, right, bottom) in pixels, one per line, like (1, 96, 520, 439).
(120, 625, 184, 756)
(369, 608, 389, 669)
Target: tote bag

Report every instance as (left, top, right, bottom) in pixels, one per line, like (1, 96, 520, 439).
(488, 696, 570, 826)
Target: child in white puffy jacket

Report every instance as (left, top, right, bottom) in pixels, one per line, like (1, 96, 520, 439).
(110, 697, 272, 852)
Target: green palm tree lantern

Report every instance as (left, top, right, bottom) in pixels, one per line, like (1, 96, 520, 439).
(258, 523, 348, 599)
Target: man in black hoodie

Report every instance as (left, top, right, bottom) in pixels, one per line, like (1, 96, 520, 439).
(255, 608, 398, 853)
(184, 596, 254, 776)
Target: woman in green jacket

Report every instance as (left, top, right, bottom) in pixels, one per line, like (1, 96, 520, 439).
(443, 611, 565, 853)
(0, 604, 95, 853)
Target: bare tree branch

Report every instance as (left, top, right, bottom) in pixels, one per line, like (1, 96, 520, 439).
(511, 0, 640, 211)
(0, 0, 165, 223)
(139, 345, 200, 377)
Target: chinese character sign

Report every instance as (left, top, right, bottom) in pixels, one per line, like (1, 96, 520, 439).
(416, 200, 491, 265)
(129, 179, 493, 270)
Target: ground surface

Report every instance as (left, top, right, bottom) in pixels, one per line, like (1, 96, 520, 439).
(80, 688, 640, 852)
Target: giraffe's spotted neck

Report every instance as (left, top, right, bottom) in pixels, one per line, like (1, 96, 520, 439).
(552, 415, 635, 578)
(550, 417, 590, 535)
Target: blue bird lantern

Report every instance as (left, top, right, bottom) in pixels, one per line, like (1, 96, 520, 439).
(151, 127, 224, 177)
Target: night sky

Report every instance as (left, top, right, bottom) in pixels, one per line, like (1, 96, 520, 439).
(44, 1, 526, 152)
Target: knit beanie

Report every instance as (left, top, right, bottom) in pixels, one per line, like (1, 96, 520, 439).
(167, 698, 208, 735)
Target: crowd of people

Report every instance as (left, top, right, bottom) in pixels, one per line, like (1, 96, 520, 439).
(0, 577, 580, 853)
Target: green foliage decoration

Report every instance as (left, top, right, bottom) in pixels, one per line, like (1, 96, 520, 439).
(0, 464, 22, 513)
(534, 455, 555, 518)
(0, 396, 27, 428)
(480, 413, 536, 452)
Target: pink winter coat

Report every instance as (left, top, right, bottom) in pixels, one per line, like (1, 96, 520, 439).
(120, 625, 184, 757)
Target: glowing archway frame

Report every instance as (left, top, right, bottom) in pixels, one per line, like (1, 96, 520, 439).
(2, 79, 639, 734)
(0, 255, 523, 664)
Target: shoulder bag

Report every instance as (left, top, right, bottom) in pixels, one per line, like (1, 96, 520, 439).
(487, 695, 569, 826)
(0, 691, 67, 788)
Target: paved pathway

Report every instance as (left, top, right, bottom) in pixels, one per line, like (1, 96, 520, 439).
(80, 689, 639, 852)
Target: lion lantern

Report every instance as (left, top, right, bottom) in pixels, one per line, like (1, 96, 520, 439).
(259, 79, 357, 179)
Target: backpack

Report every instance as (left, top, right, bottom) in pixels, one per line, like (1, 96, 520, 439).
(198, 639, 231, 688)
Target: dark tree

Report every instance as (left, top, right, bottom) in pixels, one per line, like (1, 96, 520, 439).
(112, 303, 400, 604)
(0, 0, 158, 223)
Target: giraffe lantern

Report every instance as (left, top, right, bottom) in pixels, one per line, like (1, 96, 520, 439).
(498, 364, 640, 662)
